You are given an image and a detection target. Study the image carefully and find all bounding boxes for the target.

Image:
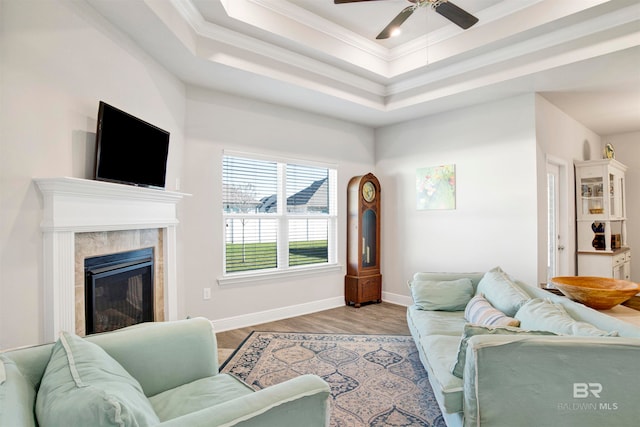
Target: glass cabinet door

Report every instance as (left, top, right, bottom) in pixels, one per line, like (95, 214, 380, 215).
(609, 171, 625, 219)
(609, 173, 616, 217)
(577, 162, 626, 220)
(579, 176, 604, 217)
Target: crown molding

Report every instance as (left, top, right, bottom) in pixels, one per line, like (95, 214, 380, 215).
(387, 1, 640, 96)
(82, 0, 638, 129)
(165, 0, 640, 109)
(171, 0, 387, 95)
(250, 0, 389, 60)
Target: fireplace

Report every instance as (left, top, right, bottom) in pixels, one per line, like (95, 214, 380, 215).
(85, 248, 155, 334)
(35, 177, 188, 342)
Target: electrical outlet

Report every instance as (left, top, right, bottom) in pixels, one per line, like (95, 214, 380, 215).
(203, 287, 211, 300)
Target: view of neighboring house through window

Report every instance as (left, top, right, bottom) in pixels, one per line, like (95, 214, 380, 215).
(222, 153, 337, 275)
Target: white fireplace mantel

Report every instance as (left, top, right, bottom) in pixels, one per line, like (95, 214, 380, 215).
(35, 177, 190, 341)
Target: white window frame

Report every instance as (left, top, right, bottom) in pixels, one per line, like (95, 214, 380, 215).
(218, 151, 341, 286)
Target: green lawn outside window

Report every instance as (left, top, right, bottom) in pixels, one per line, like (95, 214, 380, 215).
(225, 240, 328, 272)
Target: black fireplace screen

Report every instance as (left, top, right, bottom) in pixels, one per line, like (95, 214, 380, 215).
(84, 248, 154, 334)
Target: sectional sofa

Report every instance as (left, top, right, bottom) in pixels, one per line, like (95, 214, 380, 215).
(407, 267, 640, 427)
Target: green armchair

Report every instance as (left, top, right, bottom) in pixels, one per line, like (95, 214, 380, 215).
(0, 317, 331, 426)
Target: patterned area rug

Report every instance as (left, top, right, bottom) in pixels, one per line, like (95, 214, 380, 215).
(220, 332, 445, 427)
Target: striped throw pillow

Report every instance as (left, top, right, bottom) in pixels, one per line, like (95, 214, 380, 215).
(464, 294, 520, 327)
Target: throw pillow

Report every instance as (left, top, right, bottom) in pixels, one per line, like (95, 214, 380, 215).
(515, 298, 618, 337)
(451, 323, 556, 378)
(475, 267, 530, 316)
(35, 331, 160, 427)
(410, 278, 474, 311)
(464, 294, 520, 327)
(0, 356, 37, 427)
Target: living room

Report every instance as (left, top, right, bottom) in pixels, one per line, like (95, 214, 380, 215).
(1, 0, 639, 356)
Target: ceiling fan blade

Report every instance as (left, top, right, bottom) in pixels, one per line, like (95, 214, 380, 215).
(334, 0, 384, 4)
(376, 6, 415, 40)
(434, 1, 478, 29)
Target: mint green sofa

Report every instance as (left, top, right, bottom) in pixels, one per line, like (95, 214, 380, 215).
(407, 269, 640, 427)
(0, 317, 331, 426)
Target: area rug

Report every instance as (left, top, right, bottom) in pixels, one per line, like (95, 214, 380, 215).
(220, 332, 445, 427)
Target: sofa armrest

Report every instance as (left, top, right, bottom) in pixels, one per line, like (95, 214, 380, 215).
(462, 335, 640, 427)
(157, 374, 331, 427)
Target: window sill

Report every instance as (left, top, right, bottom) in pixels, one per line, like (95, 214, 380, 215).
(217, 263, 343, 286)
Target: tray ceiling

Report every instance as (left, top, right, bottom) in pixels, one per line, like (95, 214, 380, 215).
(88, 0, 640, 134)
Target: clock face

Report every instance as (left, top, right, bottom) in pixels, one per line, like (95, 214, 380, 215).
(362, 181, 376, 202)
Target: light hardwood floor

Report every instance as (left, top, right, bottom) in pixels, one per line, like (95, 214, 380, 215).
(215, 302, 410, 350)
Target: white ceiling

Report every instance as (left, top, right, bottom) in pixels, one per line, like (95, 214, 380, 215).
(88, 0, 640, 135)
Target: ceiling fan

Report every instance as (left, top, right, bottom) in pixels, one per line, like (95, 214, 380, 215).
(334, 0, 479, 39)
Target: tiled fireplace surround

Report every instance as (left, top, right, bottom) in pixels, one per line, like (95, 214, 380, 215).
(36, 177, 187, 342)
(75, 230, 164, 336)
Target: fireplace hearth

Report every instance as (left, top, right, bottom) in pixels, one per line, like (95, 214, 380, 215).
(85, 248, 154, 334)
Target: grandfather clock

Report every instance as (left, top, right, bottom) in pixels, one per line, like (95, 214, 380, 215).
(345, 173, 381, 307)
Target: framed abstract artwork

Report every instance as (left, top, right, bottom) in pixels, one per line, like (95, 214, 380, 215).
(416, 164, 456, 210)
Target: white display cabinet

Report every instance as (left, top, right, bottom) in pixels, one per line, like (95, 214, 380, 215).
(575, 159, 630, 278)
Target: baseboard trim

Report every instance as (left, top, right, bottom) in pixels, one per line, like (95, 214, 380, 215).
(212, 296, 345, 332)
(212, 292, 413, 332)
(382, 291, 412, 307)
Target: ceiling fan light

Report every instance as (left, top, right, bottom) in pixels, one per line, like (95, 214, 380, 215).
(390, 27, 402, 37)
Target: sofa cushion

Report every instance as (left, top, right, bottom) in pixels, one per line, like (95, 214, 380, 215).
(420, 335, 464, 414)
(0, 356, 36, 427)
(475, 267, 530, 316)
(35, 331, 160, 427)
(515, 298, 618, 337)
(464, 294, 520, 327)
(410, 278, 474, 311)
(451, 323, 556, 378)
(150, 373, 253, 421)
(407, 306, 467, 337)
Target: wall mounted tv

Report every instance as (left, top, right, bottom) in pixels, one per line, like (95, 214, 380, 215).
(94, 101, 170, 189)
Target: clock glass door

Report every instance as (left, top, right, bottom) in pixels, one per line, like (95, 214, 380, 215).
(362, 209, 377, 267)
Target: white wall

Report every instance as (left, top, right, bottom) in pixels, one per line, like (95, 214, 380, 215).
(182, 87, 375, 326)
(534, 95, 602, 284)
(0, 0, 186, 348)
(375, 94, 539, 297)
(603, 132, 640, 281)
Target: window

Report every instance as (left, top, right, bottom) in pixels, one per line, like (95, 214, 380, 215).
(222, 153, 337, 277)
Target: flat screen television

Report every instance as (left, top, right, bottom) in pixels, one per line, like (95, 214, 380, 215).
(94, 101, 170, 189)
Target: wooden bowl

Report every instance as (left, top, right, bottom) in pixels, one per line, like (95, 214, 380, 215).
(550, 276, 639, 310)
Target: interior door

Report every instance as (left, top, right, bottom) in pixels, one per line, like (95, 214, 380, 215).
(546, 160, 568, 282)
